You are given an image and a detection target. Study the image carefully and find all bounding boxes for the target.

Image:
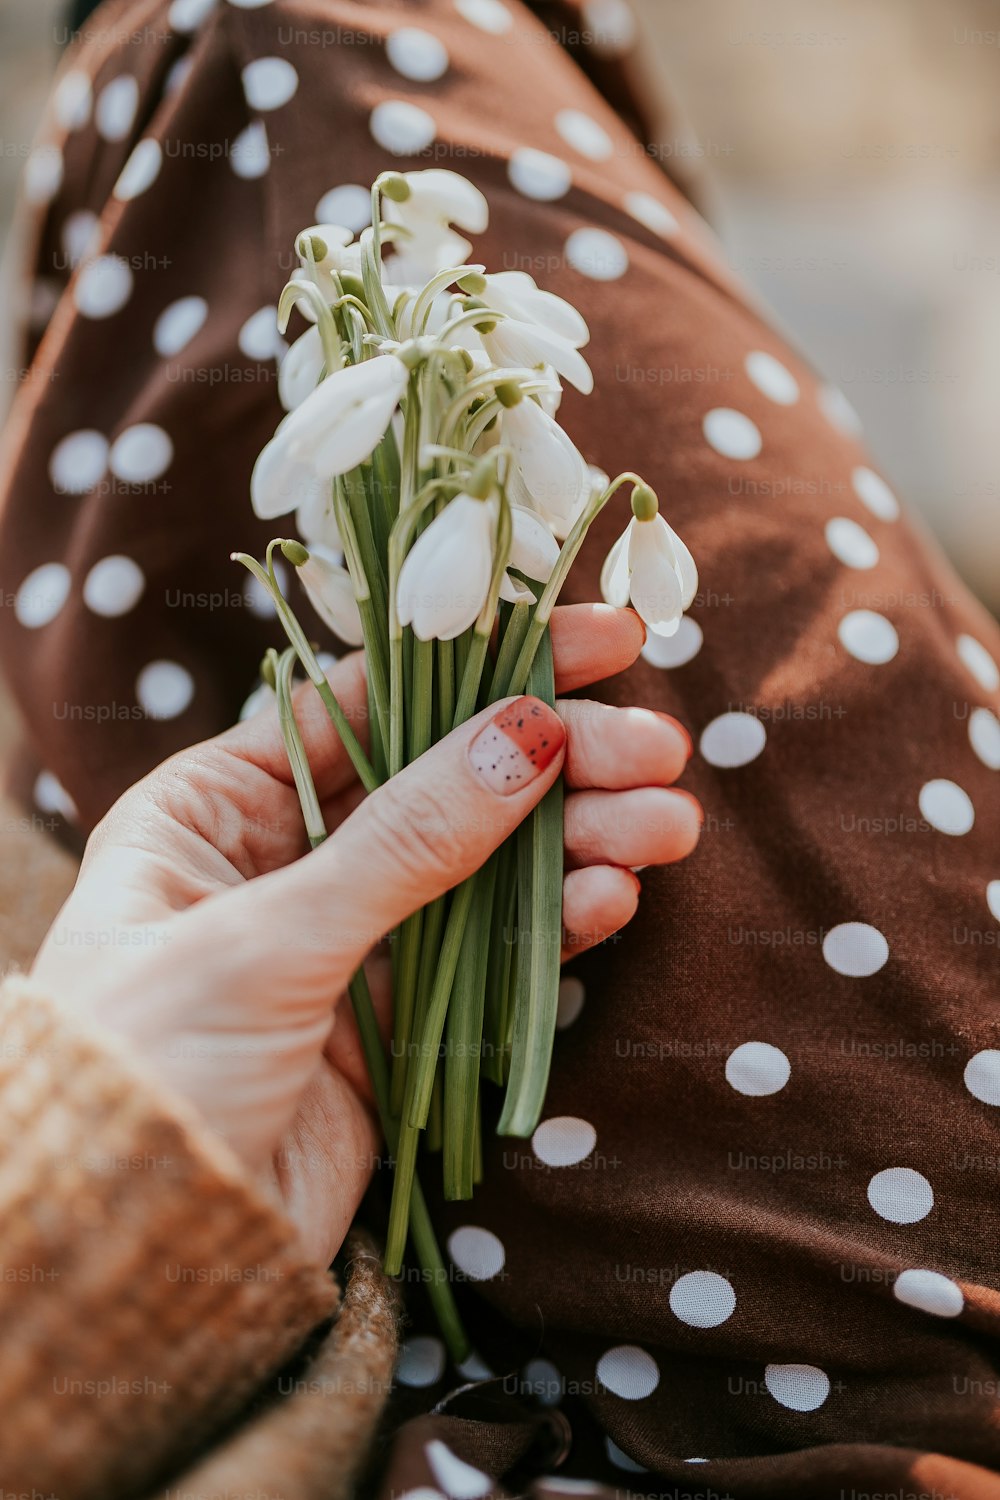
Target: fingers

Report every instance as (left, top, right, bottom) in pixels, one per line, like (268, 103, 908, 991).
(200, 695, 567, 1000)
(219, 650, 370, 800)
(558, 700, 691, 790)
(550, 604, 645, 693)
(561, 865, 640, 959)
(563, 786, 703, 870)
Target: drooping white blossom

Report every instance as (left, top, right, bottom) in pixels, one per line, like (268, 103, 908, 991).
(396, 493, 495, 640)
(296, 544, 364, 646)
(500, 505, 560, 603)
(502, 397, 589, 533)
(600, 507, 698, 637)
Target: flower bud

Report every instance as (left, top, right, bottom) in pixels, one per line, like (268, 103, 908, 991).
(280, 538, 311, 567)
(494, 382, 524, 409)
(259, 651, 278, 691)
(378, 172, 411, 203)
(631, 483, 658, 522)
(457, 271, 487, 295)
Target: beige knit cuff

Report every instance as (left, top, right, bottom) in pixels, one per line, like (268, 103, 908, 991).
(0, 974, 339, 1500)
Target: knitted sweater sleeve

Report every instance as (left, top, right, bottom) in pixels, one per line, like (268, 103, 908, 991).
(0, 973, 339, 1500)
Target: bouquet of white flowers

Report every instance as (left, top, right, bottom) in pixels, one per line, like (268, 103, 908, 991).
(235, 169, 696, 1358)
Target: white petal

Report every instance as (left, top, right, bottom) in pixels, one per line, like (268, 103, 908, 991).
(504, 400, 588, 528)
(278, 325, 324, 411)
(600, 520, 633, 608)
(500, 573, 536, 604)
(286, 356, 407, 477)
(484, 272, 589, 347)
(295, 478, 341, 550)
(299, 549, 364, 645)
(629, 519, 683, 636)
(397, 495, 494, 640)
(508, 504, 560, 582)
(250, 423, 313, 518)
(484, 320, 593, 394)
(653, 513, 698, 609)
(399, 169, 489, 233)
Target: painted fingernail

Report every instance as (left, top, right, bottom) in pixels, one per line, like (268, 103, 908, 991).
(469, 696, 565, 794)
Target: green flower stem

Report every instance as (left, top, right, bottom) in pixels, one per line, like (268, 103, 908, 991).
(232, 552, 377, 794)
(482, 843, 517, 1084)
(497, 628, 564, 1137)
(489, 600, 532, 699)
(270, 652, 467, 1360)
(443, 857, 498, 1200)
(408, 878, 477, 1130)
(437, 638, 455, 739)
(505, 472, 642, 697)
(452, 491, 512, 727)
(453, 628, 491, 727)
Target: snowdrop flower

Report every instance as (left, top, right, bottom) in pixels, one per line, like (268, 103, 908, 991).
(483, 272, 589, 351)
(384, 170, 489, 280)
(278, 324, 324, 411)
(289, 223, 362, 316)
(252, 354, 408, 518)
(600, 486, 697, 636)
(288, 542, 364, 646)
(501, 394, 589, 533)
(397, 493, 494, 641)
(500, 505, 560, 603)
(294, 476, 342, 553)
(480, 317, 593, 395)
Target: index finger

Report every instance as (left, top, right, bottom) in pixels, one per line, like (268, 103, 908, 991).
(550, 604, 646, 693)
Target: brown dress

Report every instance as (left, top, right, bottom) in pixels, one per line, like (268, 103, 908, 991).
(1, 1, 999, 1495)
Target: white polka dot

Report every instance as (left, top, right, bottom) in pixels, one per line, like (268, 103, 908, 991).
(49, 429, 108, 494)
(642, 615, 703, 668)
(241, 57, 299, 111)
(965, 1050, 1000, 1105)
(556, 975, 585, 1029)
(396, 1336, 446, 1389)
(669, 1271, 736, 1329)
(852, 466, 900, 522)
(82, 555, 145, 617)
(596, 1345, 660, 1401)
(867, 1167, 934, 1225)
(822, 922, 889, 978)
(893, 1269, 963, 1319)
(369, 100, 436, 156)
(34, 769, 77, 821)
(227, 0, 273, 8)
(969, 707, 1000, 770)
(231, 121, 270, 179)
(153, 295, 208, 357)
(825, 516, 879, 570)
(316, 184, 371, 232)
(109, 423, 173, 484)
(53, 70, 92, 131)
(454, 0, 513, 34)
(605, 1438, 646, 1473)
(624, 191, 679, 238)
(989, 882, 1000, 924)
(555, 108, 614, 161)
(61, 209, 100, 267)
(508, 148, 571, 202)
(95, 75, 140, 142)
(164, 55, 194, 96)
(531, 1116, 596, 1167)
(24, 145, 63, 206)
(818, 383, 863, 437)
(699, 711, 766, 769)
(744, 350, 799, 406)
(837, 610, 898, 665)
(136, 660, 195, 719)
(424, 1442, 491, 1500)
(764, 1363, 830, 1412)
(702, 407, 762, 461)
(456, 1351, 492, 1381)
(582, 0, 638, 56)
(522, 1358, 563, 1406)
(919, 778, 975, 836)
(956, 634, 999, 693)
(74, 254, 133, 319)
(113, 138, 162, 200)
(238, 305, 282, 360)
(725, 1042, 790, 1097)
(386, 27, 449, 82)
(447, 1226, 505, 1281)
(15, 563, 71, 629)
(565, 226, 628, 281)
(168, 0, 216, 29)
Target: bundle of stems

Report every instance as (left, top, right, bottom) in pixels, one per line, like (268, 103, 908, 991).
(235, 169, 697, 1359)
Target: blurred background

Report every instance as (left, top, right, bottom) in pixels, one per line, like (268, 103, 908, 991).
(1, 0, 999, 617)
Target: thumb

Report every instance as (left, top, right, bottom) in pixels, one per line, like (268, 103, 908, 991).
(205, 695, 565, 999)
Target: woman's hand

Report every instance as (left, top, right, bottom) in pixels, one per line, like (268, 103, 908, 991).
(31, 605, 700, 1262)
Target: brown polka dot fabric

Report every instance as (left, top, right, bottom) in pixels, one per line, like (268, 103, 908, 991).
(2, 1, 1000, 1495)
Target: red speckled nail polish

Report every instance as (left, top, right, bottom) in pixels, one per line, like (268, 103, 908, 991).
(468, 696, 565, 794)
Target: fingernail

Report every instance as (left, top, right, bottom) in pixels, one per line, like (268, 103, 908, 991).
(469, 696, 565, 794)
(654, 711, 693, 760)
